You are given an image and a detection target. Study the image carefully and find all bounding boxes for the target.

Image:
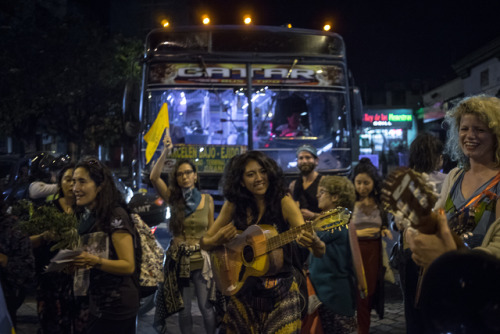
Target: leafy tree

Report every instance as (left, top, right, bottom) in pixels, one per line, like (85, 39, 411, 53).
(0, 3, 143, 159)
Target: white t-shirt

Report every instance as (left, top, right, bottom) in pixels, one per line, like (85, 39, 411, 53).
(29, 182, 58, 199)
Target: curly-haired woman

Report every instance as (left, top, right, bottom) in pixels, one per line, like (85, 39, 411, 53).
(201, 151, 325, 333)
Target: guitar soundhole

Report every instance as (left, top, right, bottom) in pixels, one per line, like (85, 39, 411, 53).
(242, 245, 254, 263)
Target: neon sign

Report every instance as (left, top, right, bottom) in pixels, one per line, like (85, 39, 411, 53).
(362, 109, 413, 128)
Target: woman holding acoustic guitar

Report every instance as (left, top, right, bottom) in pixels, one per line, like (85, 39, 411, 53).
(150, 134, 216, 334)
(401, 95, 500, 334)
(200, 150, 325, 334)
(409, 94, 500, 267)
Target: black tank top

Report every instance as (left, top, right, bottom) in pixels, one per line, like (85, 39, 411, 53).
(292, 174, 321, 213)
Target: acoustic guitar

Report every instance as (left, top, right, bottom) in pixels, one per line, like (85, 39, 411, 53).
(381, 167, 468, 241)
(381, 167, 439, 234)
(211, 207, 351, 296)
(381, 167, 464, 304)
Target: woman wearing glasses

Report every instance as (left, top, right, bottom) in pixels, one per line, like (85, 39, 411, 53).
(150, 135, 216, 334)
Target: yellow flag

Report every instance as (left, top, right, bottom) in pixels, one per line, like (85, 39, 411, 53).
(144, 103, 170, 164)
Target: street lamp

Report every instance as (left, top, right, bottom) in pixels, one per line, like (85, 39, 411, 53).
(161, 19, 170, 28)
(202, 15, 210, 25)
(323, 23, 332, 31)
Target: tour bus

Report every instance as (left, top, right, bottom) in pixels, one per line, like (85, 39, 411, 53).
(135, 25, 361, 203)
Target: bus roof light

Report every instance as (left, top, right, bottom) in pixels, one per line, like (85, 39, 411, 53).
(243, 15, 252, 25)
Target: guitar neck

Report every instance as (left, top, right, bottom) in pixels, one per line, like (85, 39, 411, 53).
(266, 223, 314, 252)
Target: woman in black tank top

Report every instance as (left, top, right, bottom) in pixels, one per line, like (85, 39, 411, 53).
(201, 151, 325, 333)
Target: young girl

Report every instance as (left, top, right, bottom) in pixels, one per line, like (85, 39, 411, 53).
(351, 158, 391, 334)
(201, 151, 325, 333)
(151, 135, 216, 334)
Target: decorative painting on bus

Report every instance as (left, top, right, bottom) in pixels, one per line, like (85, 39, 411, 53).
(148, 63, 345, 87)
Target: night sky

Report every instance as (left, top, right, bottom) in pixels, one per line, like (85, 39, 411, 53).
(205, 0, 500, 90)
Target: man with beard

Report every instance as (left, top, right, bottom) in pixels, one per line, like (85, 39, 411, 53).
(290, 145, 324, 221)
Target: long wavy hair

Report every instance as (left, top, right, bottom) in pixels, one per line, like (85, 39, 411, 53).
(443, 95, 500, 170)
(223, 151, 288, 229)
(167, 159, 200, 236)
(74, 158, 126, 233)
(409, 133, 444, 173)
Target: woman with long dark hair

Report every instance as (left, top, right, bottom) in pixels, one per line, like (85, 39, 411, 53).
(151, 135, 216, 334)
(71, 158, 139, 334)
(351, 158, 391, 334)
(201, 151, 325, 333)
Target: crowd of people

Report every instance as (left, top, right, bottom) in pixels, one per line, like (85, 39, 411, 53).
(1, 93, 500, 334)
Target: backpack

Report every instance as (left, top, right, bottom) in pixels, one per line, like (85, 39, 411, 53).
(130, 213, 165, 297)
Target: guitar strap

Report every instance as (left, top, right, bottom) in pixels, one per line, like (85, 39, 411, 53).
(448, 171, 500, 237)
(463, 172, 500, 210)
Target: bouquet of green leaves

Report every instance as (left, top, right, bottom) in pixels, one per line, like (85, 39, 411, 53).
(17, 203, 80, 251)
(10, 199, 34, 222)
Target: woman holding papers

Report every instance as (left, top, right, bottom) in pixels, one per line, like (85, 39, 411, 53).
(71, 158, 139, 334)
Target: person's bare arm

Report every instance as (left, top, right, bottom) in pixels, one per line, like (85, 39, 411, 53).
(200, 201, 237, 250)
(150, 133, 173, 201)
(206, 194, 215, 231)
(282, 195, 325, 257)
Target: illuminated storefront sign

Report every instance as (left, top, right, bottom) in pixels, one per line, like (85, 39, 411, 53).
(362, 109, 413, 129)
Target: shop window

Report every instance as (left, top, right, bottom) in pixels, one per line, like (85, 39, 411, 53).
(480, 69, 489, 88)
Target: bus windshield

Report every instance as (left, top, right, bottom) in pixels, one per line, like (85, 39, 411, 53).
(145, 87, 351, 173)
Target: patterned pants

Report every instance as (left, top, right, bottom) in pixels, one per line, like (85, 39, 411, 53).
(220, 278, 301, 334)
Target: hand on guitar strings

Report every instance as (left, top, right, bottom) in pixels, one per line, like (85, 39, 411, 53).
(407, 209, 457, 268)
(296, 231, 325, 257)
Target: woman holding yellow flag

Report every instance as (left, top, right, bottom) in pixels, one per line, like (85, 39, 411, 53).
(151, 134, 217, 334)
